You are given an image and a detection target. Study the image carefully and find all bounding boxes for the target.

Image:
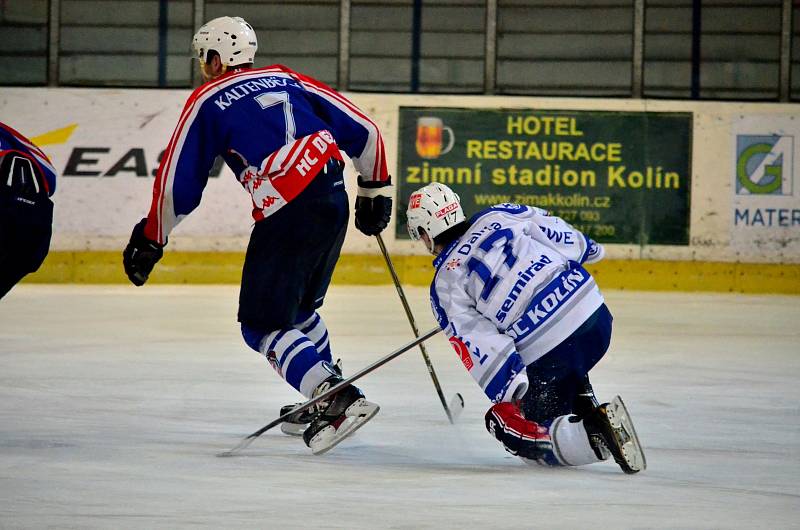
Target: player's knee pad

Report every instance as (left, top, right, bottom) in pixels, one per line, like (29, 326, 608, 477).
(294, 310, 331, 362)
(485, 402, 558, 465)
(549, 415, 605, 466)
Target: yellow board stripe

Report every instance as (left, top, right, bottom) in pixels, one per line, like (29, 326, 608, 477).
(22, 251, 800, 294)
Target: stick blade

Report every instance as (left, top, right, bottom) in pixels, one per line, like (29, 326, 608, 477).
(448, 393, 465, 422)
(216, 436, 255, 457)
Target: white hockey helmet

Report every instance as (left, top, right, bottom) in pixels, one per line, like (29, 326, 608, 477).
(192, 16, 258, 67)
(406, 183, 466, 253)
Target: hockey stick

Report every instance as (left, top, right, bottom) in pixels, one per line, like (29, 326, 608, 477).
(218, 326, 442, 457)
(375, 234, 464, 424)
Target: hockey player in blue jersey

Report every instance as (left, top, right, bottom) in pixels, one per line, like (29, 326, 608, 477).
(406, 183, 645, 473)
(123, 17, 391, 454)
(0, 122, 57, 299)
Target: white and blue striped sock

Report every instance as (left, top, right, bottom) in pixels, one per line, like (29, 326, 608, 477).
(260, 328, 331, 397)
(294, 311, 332, 363)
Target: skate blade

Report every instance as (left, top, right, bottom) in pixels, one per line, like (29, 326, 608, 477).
(606, 396, 646, 474)
(309, 399, 380, 456)
(280, 422, 307, 437)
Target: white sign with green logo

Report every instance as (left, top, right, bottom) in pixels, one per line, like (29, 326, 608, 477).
(732, 115, 800, 253)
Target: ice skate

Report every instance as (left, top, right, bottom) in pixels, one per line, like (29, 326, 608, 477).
(279, 360, 342, 436)
(584, 396, 646, 474)
(278, 404, 318, 436)
(302, 376, 380, 455)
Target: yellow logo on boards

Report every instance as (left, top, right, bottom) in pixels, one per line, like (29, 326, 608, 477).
(30, 124, 78, 146)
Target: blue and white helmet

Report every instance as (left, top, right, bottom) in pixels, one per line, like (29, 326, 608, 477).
(406, 183, 465, 253)
(192, 16, 258, 67)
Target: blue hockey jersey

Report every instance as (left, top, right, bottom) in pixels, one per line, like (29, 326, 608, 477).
(0, 122, 57, 197)
(144, 65, 389, 244)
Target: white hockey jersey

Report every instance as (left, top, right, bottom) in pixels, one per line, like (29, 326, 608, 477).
(430, 204, 606, 404)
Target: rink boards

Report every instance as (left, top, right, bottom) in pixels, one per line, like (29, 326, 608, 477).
(1, 88, 799, 292)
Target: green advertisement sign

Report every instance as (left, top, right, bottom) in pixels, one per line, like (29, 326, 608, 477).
(396, 107, 692, 245)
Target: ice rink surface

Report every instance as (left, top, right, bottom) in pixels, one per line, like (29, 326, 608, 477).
(1, 285, 798, 529)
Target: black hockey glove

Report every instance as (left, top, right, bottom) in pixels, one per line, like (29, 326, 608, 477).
(354, 175, 392, 236)
(123, 218, 164, 286)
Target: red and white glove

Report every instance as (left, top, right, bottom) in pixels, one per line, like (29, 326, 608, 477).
(485, 402, 553, 461)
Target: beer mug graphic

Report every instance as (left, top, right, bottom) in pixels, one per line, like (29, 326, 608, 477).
(415, 116, 455, 159)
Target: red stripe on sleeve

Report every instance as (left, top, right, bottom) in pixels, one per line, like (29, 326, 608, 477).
(283, 67, 389, 182)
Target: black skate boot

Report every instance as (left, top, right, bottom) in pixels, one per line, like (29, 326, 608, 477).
(583, 396, 646, 474)
(279, 360, 343, 437)
(279, 404, 318, 436)
(573, 375, 600, 418)
(302, 375, 380, 455)
(570, 376, 611, 461)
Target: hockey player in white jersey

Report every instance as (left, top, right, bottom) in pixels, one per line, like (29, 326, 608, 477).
(406, 183, 645, 473)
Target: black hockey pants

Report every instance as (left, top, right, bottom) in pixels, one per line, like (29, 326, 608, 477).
(0, 194, 53, 300)
(238, 161, 348, 332)
(520, 304, 613, 423)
